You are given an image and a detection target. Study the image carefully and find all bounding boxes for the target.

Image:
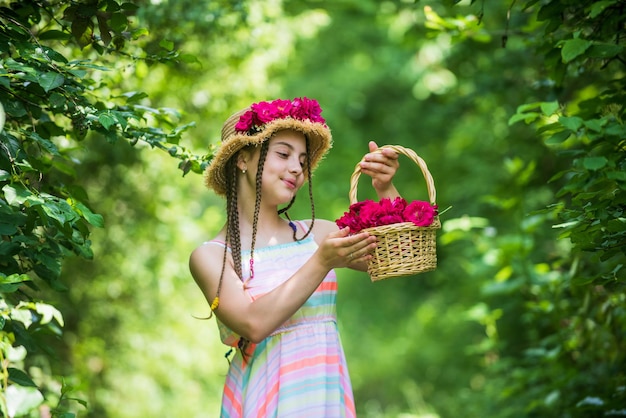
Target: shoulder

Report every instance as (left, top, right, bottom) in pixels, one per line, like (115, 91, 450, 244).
(300, 218, 338, 243)
(189, 241, 229, 289)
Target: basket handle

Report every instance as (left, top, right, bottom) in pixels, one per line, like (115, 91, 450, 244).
(349, 145, 437, 205)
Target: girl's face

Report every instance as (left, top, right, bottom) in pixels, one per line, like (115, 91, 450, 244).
(257, 129, 307, 205)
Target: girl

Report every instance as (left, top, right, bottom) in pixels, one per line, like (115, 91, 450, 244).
(189, 97, 399, 417)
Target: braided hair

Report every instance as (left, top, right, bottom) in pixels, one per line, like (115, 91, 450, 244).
(215, 135, 316, 359)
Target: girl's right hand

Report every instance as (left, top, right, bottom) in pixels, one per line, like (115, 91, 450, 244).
(317, 226, 377, 270)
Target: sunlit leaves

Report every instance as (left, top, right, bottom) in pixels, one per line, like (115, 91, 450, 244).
(0, 2, 202, 413)
(560, 38, 592, 63)
(38, 72, 65, 92)
(5, 385, 44, 418)
(71, 199, 105, 228)
(423, 5, 490, 42)
(582, 156, 608, 171)
(0, 274, 31, 293)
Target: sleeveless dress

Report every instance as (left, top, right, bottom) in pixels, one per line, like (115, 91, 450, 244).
(205, 221, 356, 418)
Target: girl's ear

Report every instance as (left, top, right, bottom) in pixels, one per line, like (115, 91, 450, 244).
(236, 150, 249, 171)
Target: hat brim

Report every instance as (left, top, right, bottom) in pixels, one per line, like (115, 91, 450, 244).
(205, 117, 332, 196)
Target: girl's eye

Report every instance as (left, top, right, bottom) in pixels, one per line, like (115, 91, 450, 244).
(277, 152, 288, 158)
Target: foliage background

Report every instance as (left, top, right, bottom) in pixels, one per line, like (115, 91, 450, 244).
(1, 0, 624, 417)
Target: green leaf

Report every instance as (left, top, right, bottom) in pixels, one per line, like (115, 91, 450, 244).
(49, 92, 66, 108)
(41, 199, 78, 225)
(2, 184, 32, 206)
(33, 252, 63, 282)
(545, 130, 571, 145)
(583, 118, 606, 132)
(159, 39, 174, 51)
(39, 72, 65, 92)
(587, 43, 623, 59)
(0, 222, 17, 235)
(71, 18, 94, 49)
(540, 101, 559, 116)
(98, 112, 117, 130)
(508, 111, 539, 125)
(0, 241, 20, 257)
(589, 1, 615, 18)
(0, 273, 31, 293)
(110, 12, 128, 32)
(179, 53, 200, 64)
(582, 156, 608, 170)
(0, 273, 31, 284)
(130, 27, 149, 40)
(33, 302, 65, 326)
(561, 38, 592, 62)
(8, 368, 38, 387)
(41, 46, 69, 64)
(120, 91, 149, 104)
(68, 69, 88, 78)
(29, 132, 60, 156)
(607, 171, 626, 181)
(606, 218, 626, 232)
(4, 100, 27, 117)
(111, 110, 130, 130)
(559, 116, 583, 131)
(38, 30, 72, 41)
(73, 201, 104, 228)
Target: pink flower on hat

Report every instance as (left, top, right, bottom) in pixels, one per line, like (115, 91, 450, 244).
(235, 111, 256, 132)
(235, 97, 326, 134)
(291, 97, 324, 123)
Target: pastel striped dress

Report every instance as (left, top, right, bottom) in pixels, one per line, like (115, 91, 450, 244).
(207, 222, 356, 417)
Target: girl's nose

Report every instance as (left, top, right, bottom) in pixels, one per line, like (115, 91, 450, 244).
(289, 157, 303, 174)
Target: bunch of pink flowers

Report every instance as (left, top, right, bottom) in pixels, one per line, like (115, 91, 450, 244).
(235, 97, 326, 133)
(335, 197, 438, 233)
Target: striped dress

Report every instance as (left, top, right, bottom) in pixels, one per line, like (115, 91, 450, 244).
(207, 222, 356, 417)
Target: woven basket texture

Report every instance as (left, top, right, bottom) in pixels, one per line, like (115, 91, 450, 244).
(349, 145, 440, 281)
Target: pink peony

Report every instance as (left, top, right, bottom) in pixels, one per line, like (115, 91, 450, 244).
(235, 110, 255, 132)
(335, 197, 437, 232)
(291, 97, 324, 123)
(336, 200, 376, 232)
(403, 201, 437, 226)
(235, 97, 326, 134)
(251, 101, 280, 124)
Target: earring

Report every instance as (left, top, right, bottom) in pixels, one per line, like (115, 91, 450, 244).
(242, 168, 247, 174)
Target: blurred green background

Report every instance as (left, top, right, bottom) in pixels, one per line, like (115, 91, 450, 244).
(2, 0, 624, 417)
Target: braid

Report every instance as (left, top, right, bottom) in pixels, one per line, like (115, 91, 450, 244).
(249, 142, 269, 281)
(207, 158, 240, 318)
(297, 137, 315, 241)
(278, 137, 317, 241)
(278, 197, 298, 241)
(237, 142, 269, 361)
(226, 158, 243, 280)
(277, 197, 295, 216)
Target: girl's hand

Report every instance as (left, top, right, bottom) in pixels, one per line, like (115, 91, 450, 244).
(316, 226, 377, 270)
(359, 141, 400, 199)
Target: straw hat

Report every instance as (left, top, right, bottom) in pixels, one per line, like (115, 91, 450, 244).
(205, 97, 333, 196)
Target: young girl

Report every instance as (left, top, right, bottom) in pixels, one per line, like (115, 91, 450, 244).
(189, 97, 400, 417)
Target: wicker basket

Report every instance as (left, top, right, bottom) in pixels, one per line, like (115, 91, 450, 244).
(349, 145, 440, 281)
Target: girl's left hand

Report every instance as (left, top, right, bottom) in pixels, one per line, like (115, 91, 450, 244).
(359, 141, 400, 199)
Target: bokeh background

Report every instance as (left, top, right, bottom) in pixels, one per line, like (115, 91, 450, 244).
(2, 0, 624, 417)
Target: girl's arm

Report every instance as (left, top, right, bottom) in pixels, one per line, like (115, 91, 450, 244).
(189, 226, 376, 343)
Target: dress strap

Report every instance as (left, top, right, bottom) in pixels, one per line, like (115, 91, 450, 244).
(202, 239, 228, 249)
(293, 220, 311, 234)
